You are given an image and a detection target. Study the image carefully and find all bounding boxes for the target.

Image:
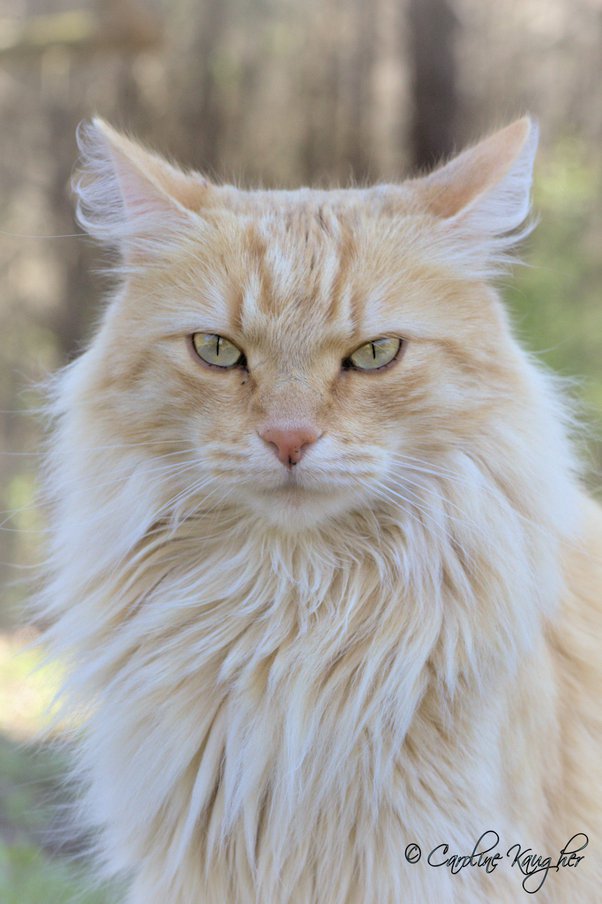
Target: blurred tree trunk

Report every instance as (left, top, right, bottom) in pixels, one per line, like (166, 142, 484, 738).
(407, 0, 459, 171)
(167, 0, 230, 174)
(346, 0, 377, 180)
(300, 0, 343, 184)
(47, 104, 94, 362)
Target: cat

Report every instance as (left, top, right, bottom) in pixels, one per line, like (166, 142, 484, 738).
(39, 116, 601, 903)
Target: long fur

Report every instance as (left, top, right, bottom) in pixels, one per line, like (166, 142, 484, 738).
(38, 117, 601, 902)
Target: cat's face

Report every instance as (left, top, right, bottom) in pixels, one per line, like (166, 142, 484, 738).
(73, 118, 537, 529)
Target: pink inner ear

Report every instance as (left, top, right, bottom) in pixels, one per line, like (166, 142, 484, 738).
(413, 117, 536, 222)
(74, 118, 217, 255)
(104, 139, 208, 222)
(82, 118, 210, 238)
(112, 160, 176, 223)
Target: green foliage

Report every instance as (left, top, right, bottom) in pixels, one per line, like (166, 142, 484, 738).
(0, 636, 65, 738)
(0, 734, 115, 904)
(508, 141, 602, 478)
(0, 736, 61, 834)
(0, 843, 111, 904)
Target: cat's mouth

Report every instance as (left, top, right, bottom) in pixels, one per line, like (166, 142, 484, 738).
(265, 468, 362, 519)
(274, 471, 325, 497)
(232, 455, 373, 526)
(239, 465, 345, 512)
(247, 480, 351, 528)
(262, 462, 361, 496)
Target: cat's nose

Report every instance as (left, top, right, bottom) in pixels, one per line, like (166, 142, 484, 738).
(259, 426, 321, 467)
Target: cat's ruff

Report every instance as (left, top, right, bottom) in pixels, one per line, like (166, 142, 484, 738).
(39, 116, 601, 903)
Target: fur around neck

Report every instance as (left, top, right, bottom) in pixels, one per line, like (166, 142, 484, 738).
(41, 360, 577, 902)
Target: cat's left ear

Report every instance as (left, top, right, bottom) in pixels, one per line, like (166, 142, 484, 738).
(73, 118, 209, 262)
(412, 116, 538, 267)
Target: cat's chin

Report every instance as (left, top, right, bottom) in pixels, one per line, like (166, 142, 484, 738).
(241, 483, 357, 531)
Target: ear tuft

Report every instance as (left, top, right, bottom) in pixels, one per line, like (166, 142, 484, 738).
(72, 119, 208, 260)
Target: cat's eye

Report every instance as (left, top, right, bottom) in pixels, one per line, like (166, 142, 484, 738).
(191, 333, 246, 368)
(344, 337, 402, 372)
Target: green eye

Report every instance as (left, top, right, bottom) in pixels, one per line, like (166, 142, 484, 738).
(191, 333, 245, 368)
(345, 337, 402, 371)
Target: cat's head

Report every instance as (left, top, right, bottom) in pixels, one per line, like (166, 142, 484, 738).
(69, 117, 542, 531)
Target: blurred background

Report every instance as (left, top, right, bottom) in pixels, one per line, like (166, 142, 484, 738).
(0, 0, 600, 899)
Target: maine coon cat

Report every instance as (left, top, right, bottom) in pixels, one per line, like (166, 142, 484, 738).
(40, 116, 601, 903)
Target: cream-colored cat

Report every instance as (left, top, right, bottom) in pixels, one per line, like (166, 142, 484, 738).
(40, 117, 601, 903)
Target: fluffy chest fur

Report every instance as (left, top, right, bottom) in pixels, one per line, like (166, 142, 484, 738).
(45, 473, 574, 903)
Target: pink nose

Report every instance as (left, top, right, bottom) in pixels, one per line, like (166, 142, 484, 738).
(260, 426, 321, 467)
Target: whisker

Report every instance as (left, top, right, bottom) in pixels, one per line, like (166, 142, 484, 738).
(371, 477, 466, 547)
(369, 480, 491, 587)
(49, 477, 234, 607)
(388, 453, 468, 482)
(389, 451, 573, 548)
(173, 483, 236, 526)
(162, 476, 217, 523)
(0, 458, 204, 527)
(0, 229, 85, 239)
(387, 474, 484, 537)
(369, 482, 429, 535)
(1, 441, 206, 457)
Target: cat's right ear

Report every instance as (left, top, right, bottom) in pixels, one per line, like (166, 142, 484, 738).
(72, 119, 209, 262)
(407, 116, 539, 275)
